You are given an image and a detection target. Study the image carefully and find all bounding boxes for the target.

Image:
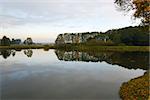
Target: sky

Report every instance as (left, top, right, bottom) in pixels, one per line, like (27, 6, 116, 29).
(0, 0, 140, 43)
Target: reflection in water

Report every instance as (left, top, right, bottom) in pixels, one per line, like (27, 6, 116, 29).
(0, 49, 147, 100)
(24, 49, 33, 57)
(0, 49, 33, 59)
(0, 49, 11, 59)
(0, 49, 148, 70)
(55, 50, 149, 70)
(12, 50, 16, 57)
(55, 50, 149, 99)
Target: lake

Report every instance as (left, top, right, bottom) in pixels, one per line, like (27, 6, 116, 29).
(0, 49, 148, 100)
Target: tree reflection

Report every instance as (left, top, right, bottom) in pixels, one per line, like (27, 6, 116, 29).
(0, 49, 11, 59)
(0, 49, 33, 59)
(11, 50, 16, 57)
(55, 50, 149, 70)
(24, 49, 33, 57)
(55, 49, 149, 99)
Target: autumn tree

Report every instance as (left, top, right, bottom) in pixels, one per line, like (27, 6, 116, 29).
(115, 0, 150, 25)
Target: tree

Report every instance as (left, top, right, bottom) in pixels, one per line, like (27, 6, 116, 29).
(11, 38, 21, 44)
(108, 25, 149, 46)
(1, 36, 11, 46)
(24, 37, 33, 45)
(115, 0, 150, 25)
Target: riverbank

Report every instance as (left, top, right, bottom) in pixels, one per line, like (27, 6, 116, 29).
(0, 45, 55, 50)
(0, 45, 149, 52)
(55, 45, 150, 52)
(119, 71, 149, 100)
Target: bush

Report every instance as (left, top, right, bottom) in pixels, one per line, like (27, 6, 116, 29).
(85, 39, 115, 46)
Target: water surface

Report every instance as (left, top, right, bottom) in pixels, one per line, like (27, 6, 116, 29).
(0, 49, 148, 100)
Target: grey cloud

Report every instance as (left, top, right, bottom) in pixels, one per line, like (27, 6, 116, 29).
(0, 0, 112, 27)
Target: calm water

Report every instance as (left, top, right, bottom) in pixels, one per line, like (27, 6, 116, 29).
(0, 49, 148, 100)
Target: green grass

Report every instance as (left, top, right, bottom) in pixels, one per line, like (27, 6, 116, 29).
(55, 45, 150, 52)
(0, 44, 55, 50)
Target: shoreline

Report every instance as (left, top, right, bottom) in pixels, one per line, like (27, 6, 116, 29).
(0, 45, 55, 50)
(119, 71, 149, 99)
(0, 45, 149, 52)
(55, 45, 150, 52)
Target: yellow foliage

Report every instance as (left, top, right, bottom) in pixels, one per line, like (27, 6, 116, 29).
(115, 0, 150, 24)
(120, 71, 150, 100)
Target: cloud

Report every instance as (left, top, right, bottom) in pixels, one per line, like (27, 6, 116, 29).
(0, 0, 112, 27)
(0, 0, 140, 42)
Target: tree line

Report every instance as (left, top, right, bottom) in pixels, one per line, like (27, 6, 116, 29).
(0, 36, 33, 46)
(86, 25, 149, 46)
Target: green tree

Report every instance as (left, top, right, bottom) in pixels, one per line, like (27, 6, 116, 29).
(1, 36, 11, 46)
(24, 37, 33, 45)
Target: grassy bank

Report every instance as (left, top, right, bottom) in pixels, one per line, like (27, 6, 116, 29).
(0, 44, 149, 52)
(119, 71, 149, 100)
(56, 45, 150, 52)
(0, 44, 55, 50)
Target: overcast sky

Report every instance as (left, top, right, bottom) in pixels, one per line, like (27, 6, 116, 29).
(0, 0, 140, 43)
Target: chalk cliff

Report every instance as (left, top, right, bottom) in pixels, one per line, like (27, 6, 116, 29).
(55, 32, 101, 44)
